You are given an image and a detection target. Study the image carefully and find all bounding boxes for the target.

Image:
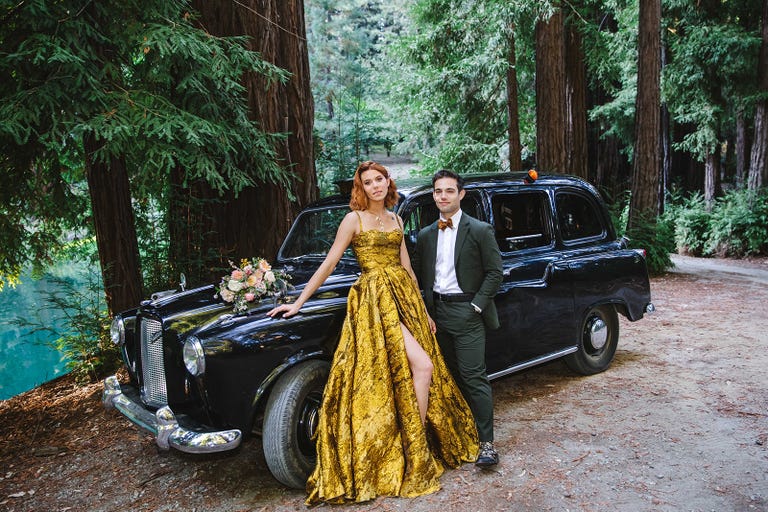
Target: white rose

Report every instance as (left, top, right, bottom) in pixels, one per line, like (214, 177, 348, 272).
(264, 270, 276, 283)
(228, 280, 245, 292)
(220, 288, 235, 302)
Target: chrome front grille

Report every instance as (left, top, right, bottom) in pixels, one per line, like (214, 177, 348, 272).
(140, 317, 168, 407)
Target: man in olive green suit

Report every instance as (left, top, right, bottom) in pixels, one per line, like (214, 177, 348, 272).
(413, 169, 503, 467)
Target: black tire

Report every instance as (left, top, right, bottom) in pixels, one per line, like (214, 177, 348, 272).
(565, 304, 619, 375)
(262, 359, 329, 489)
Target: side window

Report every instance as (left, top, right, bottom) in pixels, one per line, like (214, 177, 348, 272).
(555, 192, 605, 241)
(492, 192, 552, 252)
(401, 191, 483, 254)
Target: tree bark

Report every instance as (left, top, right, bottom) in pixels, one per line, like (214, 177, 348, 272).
(506, 26, 522, 171)
(535, 9, 567, 173)
(191, 0, 317, 274)
(628, 0, 661, 229)
(704, 149, 721, 210)
(748, 0, 768, 190)
(565, 20, 588, 178)
(660, 45, 671, 214)
(735, 108, 748, 188)
(84, 135, 143, 314)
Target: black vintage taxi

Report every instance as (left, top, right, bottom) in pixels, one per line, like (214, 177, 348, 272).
(103, 171, 654, 488)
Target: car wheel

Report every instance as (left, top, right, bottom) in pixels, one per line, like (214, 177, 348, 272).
(262, 359, 329, 489)
(565, 304, 619, 375)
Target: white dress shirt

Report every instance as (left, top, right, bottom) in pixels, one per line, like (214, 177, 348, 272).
(434, 209, 463, 294)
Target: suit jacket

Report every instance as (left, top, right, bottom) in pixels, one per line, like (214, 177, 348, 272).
(413, 212, 503, 330)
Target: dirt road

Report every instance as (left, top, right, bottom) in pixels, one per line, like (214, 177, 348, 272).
(1, 255, 767, 511)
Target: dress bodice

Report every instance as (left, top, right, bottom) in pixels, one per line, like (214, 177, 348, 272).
(352, 229, 403, 273)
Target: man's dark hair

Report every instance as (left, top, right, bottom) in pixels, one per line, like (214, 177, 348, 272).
(431, 169, 465, 191)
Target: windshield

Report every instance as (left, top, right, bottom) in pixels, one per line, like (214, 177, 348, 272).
(278, 206, 355, 260)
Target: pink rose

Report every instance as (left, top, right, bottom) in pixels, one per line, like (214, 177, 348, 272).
(244, 292, 256, 302)
(231, 269, 245, 281)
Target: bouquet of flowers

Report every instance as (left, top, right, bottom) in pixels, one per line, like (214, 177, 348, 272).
(216, 258, 292, 313)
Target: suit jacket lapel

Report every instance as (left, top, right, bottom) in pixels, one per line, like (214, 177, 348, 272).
(425, 223, 439, 286)
(454, 214, 470, 268)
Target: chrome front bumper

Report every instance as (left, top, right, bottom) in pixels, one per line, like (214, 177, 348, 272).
(102, 375, 242, 454)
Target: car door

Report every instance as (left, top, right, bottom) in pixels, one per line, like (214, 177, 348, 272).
(485, 188, 576, 377)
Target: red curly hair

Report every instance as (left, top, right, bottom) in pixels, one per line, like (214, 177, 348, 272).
(349, 161, 399, 210)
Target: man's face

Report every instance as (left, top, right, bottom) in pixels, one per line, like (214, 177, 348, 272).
(433, 177, 465, 218)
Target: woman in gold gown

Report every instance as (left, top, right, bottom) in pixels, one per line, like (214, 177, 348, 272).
(267, 161, 478, 505)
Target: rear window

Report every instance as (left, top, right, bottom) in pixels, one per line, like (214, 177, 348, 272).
(491, 192, 553, 252)
(555, 191, 605, 241)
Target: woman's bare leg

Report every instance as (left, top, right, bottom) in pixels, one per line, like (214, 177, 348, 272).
(401, 322, 433, 424)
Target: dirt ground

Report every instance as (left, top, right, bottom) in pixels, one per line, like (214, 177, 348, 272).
(1, 254, 767, 512)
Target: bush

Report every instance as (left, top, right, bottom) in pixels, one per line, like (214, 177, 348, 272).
(706, 189, 768, 257)
(670, 191, 710, 256)
(607, 191, 673, 275)
(625, 212, 675, 276)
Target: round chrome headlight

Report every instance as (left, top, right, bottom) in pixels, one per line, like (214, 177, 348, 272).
(110, 316, 125, 346)
(183, 336, 206, 376)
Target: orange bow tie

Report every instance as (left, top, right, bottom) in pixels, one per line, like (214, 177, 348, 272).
(438, 218, 453, 230)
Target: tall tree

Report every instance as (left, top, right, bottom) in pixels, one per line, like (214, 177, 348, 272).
(565, 16, 588, 178)
(506, 25, 523, 171)
(191, 0, 317, 266)
(748, 0, 768, 189)
(535, 8, 567, 172)
(0, 0, 289, 310)
(628, 0, 661, 229)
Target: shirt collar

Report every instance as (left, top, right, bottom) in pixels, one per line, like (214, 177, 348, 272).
(440, 209, 462, 230)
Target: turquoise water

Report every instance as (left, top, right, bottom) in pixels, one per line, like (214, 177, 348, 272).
(0, 262, 97, 400)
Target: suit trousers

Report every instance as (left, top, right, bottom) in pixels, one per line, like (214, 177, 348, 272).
(434, 300, 494, 442)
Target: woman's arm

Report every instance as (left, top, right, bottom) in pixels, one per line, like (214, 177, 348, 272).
(267, 212, 358, 318)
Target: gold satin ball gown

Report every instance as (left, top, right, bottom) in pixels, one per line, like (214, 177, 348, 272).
(306, 226, 479, 505)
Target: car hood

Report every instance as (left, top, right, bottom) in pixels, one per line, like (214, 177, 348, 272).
(136, 260, 360, 339)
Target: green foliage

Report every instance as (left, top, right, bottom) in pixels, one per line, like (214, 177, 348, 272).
(581, 0, 640, 154)
(607, 190, 672, 276)
(389, 0, 544, 171)
(12, 264, 119, 385)
(0, 0, 292, 292)
(706, 189, 768, 257)
(0, 147, 90, 291)
(307, 0, 407, 194)
(624, 211, 674, 276)
(667, 191, 711, 256)
(418, 133, 504, 175)
(662, 6, 760, 160)
(664, 188, 768, 258)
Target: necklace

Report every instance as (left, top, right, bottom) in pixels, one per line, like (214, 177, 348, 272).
(370, 211, 386, 230)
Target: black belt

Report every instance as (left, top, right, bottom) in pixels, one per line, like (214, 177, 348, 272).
(433, 292, 473, 302)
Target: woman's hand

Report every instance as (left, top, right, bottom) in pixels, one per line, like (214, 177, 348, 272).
(267, 303, 301, 318)
(427, 314, 436, 334)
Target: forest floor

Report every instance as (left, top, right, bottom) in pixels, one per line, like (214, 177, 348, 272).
(1, 254, 767, 512)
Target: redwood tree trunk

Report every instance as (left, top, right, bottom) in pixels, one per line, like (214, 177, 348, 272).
(735, 108, 747, 188)
(506, 26, 522, 171)
(84, 135, 143, 314)
(748, 0, 768, 190)
(535, 9, 566, 173)
(704, 149, 721, 209)
(191, 0, 316, 274)
(565, 21, 588, 178)
(628, 0, 661, 230)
